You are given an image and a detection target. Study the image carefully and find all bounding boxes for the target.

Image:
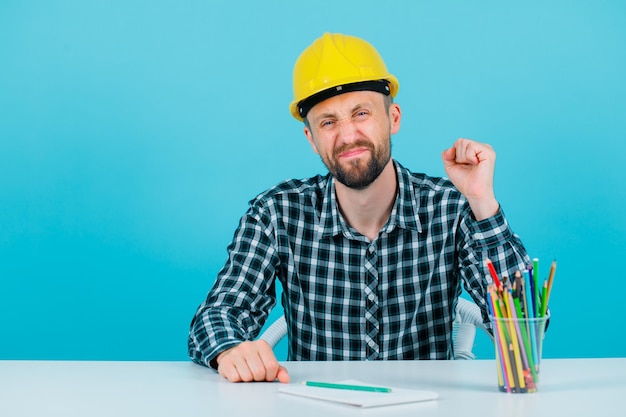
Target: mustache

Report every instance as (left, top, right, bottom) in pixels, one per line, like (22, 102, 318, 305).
(333, 140, 374, 158)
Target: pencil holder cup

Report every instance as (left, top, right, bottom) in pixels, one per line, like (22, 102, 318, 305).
(490, 314, 549, 393)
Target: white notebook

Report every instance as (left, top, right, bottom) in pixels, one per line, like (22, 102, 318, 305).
(278, 379, 438, 408)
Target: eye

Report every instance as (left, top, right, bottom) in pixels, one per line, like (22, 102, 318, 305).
(320, 119, 335, 129)
(354, 110, 369, 119)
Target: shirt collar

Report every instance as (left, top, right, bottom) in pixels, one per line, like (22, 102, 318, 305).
(315, 160, 423, 240)
(392, 160, 423, 233)
(316, 176, 343, 239)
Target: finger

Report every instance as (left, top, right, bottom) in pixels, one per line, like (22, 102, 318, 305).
(228, 340, 279, 382)
(456, 139, 493, 165)
(256, 341, 283, 382)
(444, 138, 472, 165)
(216, 347, 244, 382)
(453, 138, 477, 164)
(218, 348, 255, 382)
(276, 365, 291, 383)
(218, 360, 245, 382)
(441, 146, 456, 164)
(244, 350, 274, 382)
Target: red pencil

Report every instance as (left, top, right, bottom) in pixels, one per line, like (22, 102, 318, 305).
(486, 258, 502, 288)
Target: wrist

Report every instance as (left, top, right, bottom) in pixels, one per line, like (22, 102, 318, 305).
(215, 349, 228, 365)
(211, 348, 231, 369)
(467, 197, 499, 221)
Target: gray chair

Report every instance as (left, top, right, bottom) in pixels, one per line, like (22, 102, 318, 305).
(260, 297, 493, 360)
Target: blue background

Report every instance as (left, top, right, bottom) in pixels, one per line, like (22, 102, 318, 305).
(1, 1, 625, 362)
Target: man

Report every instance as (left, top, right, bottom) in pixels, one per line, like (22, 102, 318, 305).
(188, 33, 529, 383)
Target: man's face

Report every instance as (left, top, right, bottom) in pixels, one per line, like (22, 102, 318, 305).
(304, 91, 401, 189)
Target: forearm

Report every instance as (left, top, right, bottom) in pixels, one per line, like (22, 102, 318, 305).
(189, 203, 280, 367)
(466, 195, 500, 222)
(459, 205, 530, 322)
(188, 276, 278, 368)
(188, 305, 250, 368)
(470, 207, 530, 275)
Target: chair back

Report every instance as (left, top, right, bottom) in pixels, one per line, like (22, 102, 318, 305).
(260, 297, 493, 359)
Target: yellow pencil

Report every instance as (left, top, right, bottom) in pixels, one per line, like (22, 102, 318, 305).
(493, 298, 515, 391)
(545, 260, 557, 309)
(503, 293, 526, 391)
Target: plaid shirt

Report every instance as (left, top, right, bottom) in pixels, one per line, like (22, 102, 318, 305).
(188, 160, 529, 367)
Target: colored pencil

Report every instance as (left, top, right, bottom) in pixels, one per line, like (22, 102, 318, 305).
(503, 293, 526, 391)
(486, 259, 553, 392)
(507, 291, 530, 369)
(303, 381, 392, 393)
(532, 259, 540, 317)
(540, 280, 549, 317)
(545, 260, 557, 311)
(488, 287, 513, 392)
(486, 258, 502, 288)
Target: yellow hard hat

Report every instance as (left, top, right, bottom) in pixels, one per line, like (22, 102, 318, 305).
(289, 33, 400, 121)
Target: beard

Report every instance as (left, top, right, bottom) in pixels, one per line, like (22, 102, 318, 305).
(321, 138, 392, 190)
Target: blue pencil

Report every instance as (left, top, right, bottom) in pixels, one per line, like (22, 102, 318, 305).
(522, 270, 539, 367)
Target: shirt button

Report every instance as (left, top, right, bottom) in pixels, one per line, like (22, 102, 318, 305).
(368, 293, 375, 301)
(368, 245, 375, 254)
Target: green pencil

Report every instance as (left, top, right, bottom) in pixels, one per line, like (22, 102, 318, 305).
(532, 258, 540, 317)
(540, 279, 549, 317)
(303, 381, 392, 393)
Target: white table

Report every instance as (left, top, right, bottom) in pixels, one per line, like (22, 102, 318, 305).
(1, 358, 624, 416)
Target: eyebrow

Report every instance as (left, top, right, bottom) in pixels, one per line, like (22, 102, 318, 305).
(312, 102, 372, 123)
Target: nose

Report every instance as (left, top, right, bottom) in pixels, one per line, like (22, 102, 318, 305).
(335, 118, 359, 146)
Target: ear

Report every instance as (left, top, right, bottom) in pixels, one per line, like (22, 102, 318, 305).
(304, 126, 320, 155)
(389, 103, 402, 135)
